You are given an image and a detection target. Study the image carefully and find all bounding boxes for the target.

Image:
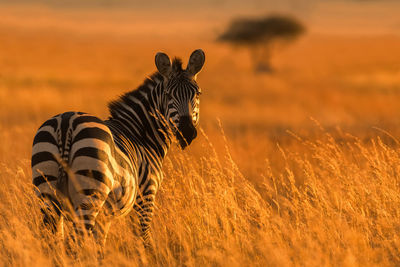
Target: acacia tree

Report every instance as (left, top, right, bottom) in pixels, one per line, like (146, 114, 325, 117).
(218, 15, 305, 72)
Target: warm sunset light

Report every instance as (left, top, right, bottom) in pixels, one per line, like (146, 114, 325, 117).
(1, 0, 400, 266)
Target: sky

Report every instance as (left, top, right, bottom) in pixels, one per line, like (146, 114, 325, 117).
(0, 0, 399, 36)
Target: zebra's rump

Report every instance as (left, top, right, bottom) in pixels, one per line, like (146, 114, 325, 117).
(31, 111, 137, 220)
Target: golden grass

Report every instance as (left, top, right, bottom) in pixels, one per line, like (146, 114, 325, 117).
(1, 5, 400, 266)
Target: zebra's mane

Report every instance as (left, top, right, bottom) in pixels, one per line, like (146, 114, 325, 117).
(108, 57, 184, 119)
(108, 72, 162, 119)
(171, 58, 183, 72)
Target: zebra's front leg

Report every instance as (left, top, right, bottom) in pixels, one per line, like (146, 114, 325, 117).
(135, 197, 156, 250)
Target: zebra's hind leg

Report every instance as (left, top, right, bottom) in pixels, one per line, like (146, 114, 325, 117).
(40, 193, 63, 234)
(63, 199, 109, 259)
(67, 186, 109, 245)
(38, 193, 69, 266)
(92, 214, 111, 259)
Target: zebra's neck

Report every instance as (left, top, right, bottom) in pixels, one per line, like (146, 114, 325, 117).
(105, 73, 171, 167)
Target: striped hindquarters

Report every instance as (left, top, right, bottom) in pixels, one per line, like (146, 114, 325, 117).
(32, 112, 137, 232)
(32, 113, 63, 219)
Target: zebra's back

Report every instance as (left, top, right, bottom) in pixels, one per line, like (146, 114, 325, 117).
(32, 112, 137, 232)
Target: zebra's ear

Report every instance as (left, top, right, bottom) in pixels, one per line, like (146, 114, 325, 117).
(155, 52, 172, 78)
(186, 49, 205, 79)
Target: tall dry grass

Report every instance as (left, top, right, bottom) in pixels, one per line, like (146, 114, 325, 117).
(1, 5, 400, 266)
(2, 123, 400, 266)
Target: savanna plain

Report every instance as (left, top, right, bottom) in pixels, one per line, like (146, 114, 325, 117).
(1, 5, 400, 266)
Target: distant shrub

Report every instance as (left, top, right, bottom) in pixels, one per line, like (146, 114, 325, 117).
(218, 15, 305, 72)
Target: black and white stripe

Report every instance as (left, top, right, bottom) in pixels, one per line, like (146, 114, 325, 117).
(31, 49, 205, 247)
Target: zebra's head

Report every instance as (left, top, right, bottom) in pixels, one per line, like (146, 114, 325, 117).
(155, 49, 205, 149)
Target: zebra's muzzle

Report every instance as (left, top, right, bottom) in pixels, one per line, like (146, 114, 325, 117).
(177, 116, 197, 149)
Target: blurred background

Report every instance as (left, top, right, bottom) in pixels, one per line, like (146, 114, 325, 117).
(0, 0, 400, 184)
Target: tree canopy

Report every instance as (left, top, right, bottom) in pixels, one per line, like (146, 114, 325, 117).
(218, 14, 305, 46)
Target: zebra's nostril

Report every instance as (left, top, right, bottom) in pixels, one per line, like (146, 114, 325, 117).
(180, 125, 195, 138)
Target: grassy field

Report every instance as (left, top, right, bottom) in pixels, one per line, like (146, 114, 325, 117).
(1, 4, 400, 266)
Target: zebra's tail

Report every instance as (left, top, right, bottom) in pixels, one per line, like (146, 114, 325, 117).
(54, 153, 70, 197)
(55, 124, 73, 197)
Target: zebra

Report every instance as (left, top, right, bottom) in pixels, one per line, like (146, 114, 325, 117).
(31, 49, 205, 249)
